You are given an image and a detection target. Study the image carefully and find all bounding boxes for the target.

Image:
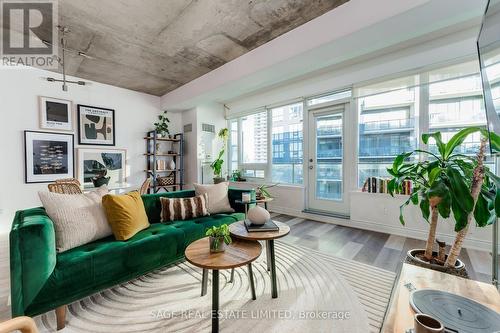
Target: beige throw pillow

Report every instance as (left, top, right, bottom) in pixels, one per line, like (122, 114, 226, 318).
(193, 182, 234, 214)
(38, 186, 112, 252)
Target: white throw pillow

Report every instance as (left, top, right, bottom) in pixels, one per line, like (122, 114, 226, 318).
(193, 182, 235, 214)
(38, 186, 112, 252)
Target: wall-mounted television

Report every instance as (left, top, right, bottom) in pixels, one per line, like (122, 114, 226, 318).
(478, 0, 500, 154)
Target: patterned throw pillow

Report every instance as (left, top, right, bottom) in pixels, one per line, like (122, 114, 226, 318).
(160, 193, 209, 222)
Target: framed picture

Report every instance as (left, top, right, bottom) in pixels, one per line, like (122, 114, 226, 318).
(77, 104, 115, 146)
(24, 131, 74, 183)
(77, 148, 126, 189)
(39, 96, 73, 131)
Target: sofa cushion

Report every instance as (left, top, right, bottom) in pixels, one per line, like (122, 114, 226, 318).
(142, 190, 196, 223)
(194, 182, 235, 214)
(160, 193, 209, 221)
(38, 186, 111, 252)
(102, 191, 150, 240)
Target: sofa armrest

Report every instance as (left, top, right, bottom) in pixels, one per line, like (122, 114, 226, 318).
(228, 188, 255, 213)
(10, 208, 57, 317)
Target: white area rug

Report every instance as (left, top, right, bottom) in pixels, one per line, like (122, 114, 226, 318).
(35, 242, 396, 332)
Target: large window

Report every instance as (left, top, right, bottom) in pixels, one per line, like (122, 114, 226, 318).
(357, 77, 417, 187)
(356, 61, 492, 187)
(239, 111, 267, 178)
(428, 62, 491, 168)
(229, 103, 304, 185)
(271, 103, 303, 184)
(228, 60, 493, 190)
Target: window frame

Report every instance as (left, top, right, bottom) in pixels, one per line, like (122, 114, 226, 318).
(227, 101, 306, 185)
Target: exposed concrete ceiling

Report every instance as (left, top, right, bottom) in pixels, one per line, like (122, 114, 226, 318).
(41, 0, 349, 96)
(159, 0, 486, 111)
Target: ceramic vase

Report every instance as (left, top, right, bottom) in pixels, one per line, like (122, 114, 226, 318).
(167, 160, 175, 170)
(247, 205, 270, 225)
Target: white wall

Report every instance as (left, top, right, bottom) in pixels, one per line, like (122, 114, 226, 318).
(0, 66, 173, 234)
(178, 102, 226, 187)
(180, 107, 198, 188)
(349, 192, 493, 251)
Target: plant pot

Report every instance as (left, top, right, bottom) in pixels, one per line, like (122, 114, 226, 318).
(209, 236, 226, 253)
(213, 177, 225, 184)
(92, 176, 110, 188)
(406, 249, 467, 278)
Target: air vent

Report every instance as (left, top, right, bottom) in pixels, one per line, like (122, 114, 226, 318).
(202, 123, 215, 133)
(183, 123, 192, 133)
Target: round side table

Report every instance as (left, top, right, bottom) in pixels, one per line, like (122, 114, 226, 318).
(185, 237, 261, 333)
(229, 220, 290, 299)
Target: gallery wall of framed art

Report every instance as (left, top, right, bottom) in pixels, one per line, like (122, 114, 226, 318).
(24, 97, 119, 185)
(24, 131, 74, 183)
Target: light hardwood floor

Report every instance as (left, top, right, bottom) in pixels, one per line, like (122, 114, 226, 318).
(270, 213, 497, 284)
(0, 213, 496, 322)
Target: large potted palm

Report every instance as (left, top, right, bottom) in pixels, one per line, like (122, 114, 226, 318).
(388, 127, 498, 275)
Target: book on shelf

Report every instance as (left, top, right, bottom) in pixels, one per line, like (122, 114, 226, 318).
(362, 177, 412, 195)
(244, 219, 279, 232)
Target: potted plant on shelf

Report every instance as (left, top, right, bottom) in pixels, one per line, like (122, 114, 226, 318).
(210, 128, 229, 184)
(154, 110, 170, 138)
(206, 224, 232, 253)
(387, 127, 498, 276)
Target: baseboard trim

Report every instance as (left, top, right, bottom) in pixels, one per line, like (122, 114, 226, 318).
(302, 209, 349, 219)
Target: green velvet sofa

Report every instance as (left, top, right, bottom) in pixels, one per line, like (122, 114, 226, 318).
(10, 188, 252, 326)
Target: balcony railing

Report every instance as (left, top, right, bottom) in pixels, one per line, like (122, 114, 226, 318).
(359, 118, 413, 133)
(429, 142, 482, 155)
(272, 131, 303, 143)
(317, 148, 342, 158)
(358, 144, 414, 157)
(317, 127, 342, 136)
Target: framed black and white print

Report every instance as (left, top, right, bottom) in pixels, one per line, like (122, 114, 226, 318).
(77, 104, 115, 146)
(39, 96, 73, 131)
(24, 131, 74, 183)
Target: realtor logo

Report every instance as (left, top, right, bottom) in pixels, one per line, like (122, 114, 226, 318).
(1, 0, 58, 68)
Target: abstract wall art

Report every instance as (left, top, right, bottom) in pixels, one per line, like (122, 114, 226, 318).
(39, 96, 73, 131)
(77, 148, 126, 189)
(24, 131, 74, 183)
(77, 104, 115, 146)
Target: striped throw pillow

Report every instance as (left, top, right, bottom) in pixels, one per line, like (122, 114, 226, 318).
(160, 193, 209, 222)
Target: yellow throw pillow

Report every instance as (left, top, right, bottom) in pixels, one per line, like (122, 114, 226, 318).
(102, 191, 150, 241)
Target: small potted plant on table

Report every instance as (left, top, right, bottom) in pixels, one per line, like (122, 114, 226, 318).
(206, 224, 232, 253)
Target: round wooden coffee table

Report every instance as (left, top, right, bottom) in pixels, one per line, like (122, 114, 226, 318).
(185, 237, 261, 333)
(229, 220, 290, 298)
